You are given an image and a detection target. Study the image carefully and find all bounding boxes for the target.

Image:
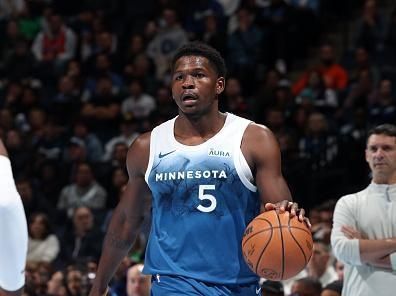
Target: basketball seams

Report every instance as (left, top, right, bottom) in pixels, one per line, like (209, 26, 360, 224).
(275, 212, 285, 280)
(242, 211, 313, 281)
(287, 217, 308, 264)
(254, 227, 273, 275)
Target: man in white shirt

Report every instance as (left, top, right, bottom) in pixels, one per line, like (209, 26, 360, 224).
(331, 124, 396, 296)
(0, 139, 28, 296)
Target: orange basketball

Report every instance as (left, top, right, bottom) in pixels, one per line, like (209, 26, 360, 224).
(242, 210, 313, 281)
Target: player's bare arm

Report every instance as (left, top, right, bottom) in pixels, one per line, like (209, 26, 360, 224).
(0, 139, 8, 157)
(241, 124, 308, 223)
(89, 133, 151, 296)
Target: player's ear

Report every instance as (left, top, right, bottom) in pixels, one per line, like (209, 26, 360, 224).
(216, 77, 225, 95)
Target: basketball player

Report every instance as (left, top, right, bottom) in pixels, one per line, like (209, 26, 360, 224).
(0, 139, 28, 296)
(331, 124, 396, 296)
(90, 42, 309, 296)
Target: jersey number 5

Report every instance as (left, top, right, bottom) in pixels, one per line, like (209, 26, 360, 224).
(197, 185, 217, 212)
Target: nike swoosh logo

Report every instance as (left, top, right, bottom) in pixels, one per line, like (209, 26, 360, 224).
(255, 287, 261, 295)
(158, 150, 176, 158)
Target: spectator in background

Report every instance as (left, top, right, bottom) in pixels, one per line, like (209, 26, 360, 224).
(292, 44, 348, 96)
(368, 79, 396, 126)
(321, 280, 342, 296)
(71, 120, 103, 163)
(32, 13, 77, 75)
(65, 268, 83, 296)
(220, 77, 249, 117)
(227, 8, 263, 94)
(46, 271, 66, 296)
(331, 124, 396, 296)
(103, 116, 139, 162)
(260, 280, 284, 296)
(126, 264, 151, 296)
(346, 47, 380, 87)
(49, 75, 81, 126)
(290, 277, 322, 296)
(352, 0, 386, 59)
(27, 212, 60, 263)
(146, 8, 188, 80)
(57, 162, 107, 217)
(121, 79, 156, 120)
(1, 38, 36, 82)
(59, 206, 103, 264)
(385, 8, 396, 63)
(334, 260, 344, 281)
(16, 177, 54, 222)
(305, 240, 338, 287)
(5, 129, 32, 176)
(80, 75, 121, 142)
(0, 0, 25, 22)
(295, 70, 338, 115)
(199, 13, 227, 55)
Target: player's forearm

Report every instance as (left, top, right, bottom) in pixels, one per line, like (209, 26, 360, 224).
(91, 210, 142, 294)
(359, 238, 396, 263)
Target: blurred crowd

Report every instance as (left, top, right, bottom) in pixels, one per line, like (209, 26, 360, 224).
(1, 0, 396, 295)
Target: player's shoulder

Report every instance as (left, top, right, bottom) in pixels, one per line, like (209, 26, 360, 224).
(130, 132, 151, 150)
(126, 132, 151, 170)
(244, 122, 276, 143)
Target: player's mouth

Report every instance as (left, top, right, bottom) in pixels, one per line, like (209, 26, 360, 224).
(181, 92, 198, 105)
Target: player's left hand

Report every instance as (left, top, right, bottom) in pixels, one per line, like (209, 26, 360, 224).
(264, 200, 311, 228)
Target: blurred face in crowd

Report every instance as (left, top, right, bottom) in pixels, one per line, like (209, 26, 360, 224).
(379, 79, 392, 98)
(307, 241, 330, 276)
(0, 109, 13, 130)
(225, 78, 241, 97)
(129, 35, 144, 54)
(59, 76, 74, 94)
(307, 113, 327, 135)
(49, 15, 63, 34)
(335, 260, 344, 280)
(365, 134, 396, 183)
(320, 45, 335, 65)
(16, 180, 33, 202)
(66, 270, 83, 296)
(112, 167, 128, 189)
(126, 264, 151, 296)
(73, 207, 94, 233)
(75, 164, 94, 187)
(29, 214, 49, 239)
(291, 281, 321, 296)
(6, 130, 22, 149)
(47, 271, 67, 296)
(355, 47, 369, 66)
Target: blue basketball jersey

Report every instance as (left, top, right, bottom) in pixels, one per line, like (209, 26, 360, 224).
(143, 113, 260, 284)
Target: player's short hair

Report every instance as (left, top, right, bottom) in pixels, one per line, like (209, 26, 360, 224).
(367, 124, 396, 142)
(171, 41, 227, 78)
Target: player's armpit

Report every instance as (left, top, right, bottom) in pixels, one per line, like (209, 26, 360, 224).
(242, 124, 292, 205)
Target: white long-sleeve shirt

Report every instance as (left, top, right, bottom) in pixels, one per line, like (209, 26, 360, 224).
(0, 156, 28, 291)
(331, 183, 396, 296)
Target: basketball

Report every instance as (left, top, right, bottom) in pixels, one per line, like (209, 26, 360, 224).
(242, 210, 313, 281)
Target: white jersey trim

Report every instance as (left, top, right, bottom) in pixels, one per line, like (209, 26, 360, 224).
(144, 131, 156, 184)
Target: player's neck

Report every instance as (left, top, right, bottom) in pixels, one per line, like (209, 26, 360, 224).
(174, 111, 226, 144)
